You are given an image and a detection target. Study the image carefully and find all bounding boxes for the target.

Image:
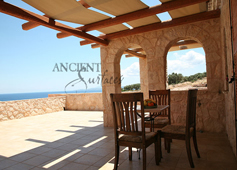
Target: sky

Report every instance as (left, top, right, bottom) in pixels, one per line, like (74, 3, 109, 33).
(0, 0, 206, 94)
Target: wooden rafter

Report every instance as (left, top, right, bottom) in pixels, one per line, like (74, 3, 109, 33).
(22, 14, 48, 31)
(80, 9, 220, 46)
(22, 0, 91, 31)
(124, 50, 146, 59)
(91, 40, 198, 50)
(132, 48, 144, 52)
(125, 55, 134, 58)
(173, 40, 198, 47)
(78, 0, 91, 8)
(91, 44, 101, 49)
(0, 1, 108, 46)
(57, 0, 208, 39)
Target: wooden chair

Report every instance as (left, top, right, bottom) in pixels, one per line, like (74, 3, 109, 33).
(145, 90, 171, 132)
(158, 89, 200, 168)
(110, 93, 160, 170)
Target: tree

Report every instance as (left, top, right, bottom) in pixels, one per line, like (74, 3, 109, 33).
(168, 73, 183, 84)
(122, 83, 141, 91)
(168, 72, 206, 85)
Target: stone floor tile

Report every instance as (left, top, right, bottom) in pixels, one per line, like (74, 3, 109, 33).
(4, 162, 34, 170)
(46, 142, 65, 148)
(74, 154, 104, 166)
(88, 147, 114, 157)
(64, 152, 85, 162)
(41, 148, 68, 158)
(28, 146, 52, 155)
(86, 166, 101, 170)
(206, 150, 237, 163)
(0, 111, 236, 170)
(0, 159, 18, 169)
(56, 143, 80, 151)
(60, 162, 89, 170)
(40, 160, 71, 170)
(78, 146, 97, 154)
(9, 152, 37, 162)
(22, 155, 53, 166)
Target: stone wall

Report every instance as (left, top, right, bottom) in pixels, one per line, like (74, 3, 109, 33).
(0, 96, 66, 121)
(0, 93, 103, 122)
(65, 93, 103, 111)
(171, 90, 225, 133)
(220, 0, 237, 156)
(232, 0, 237, 54)
(101, 18, 224, 131)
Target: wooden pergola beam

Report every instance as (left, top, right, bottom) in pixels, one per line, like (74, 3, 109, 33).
(78, 0, 91, 8)
(22, 0, 91, 31)
(132, 48, 144, 52)
(0, 1, 108, 46)
(80, 9, 220, 46)
(91, 44, 101, 49)
(124, 50, 146, 59)
(22, 14, 48, 31)
(57, 0, 208, 39)
(125, 55, 134, 58)
(173, 40, 198, 47)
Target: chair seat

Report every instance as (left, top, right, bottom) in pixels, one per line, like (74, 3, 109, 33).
(161, 125, 193, 135)
(119, 132, 157, 143)
(145, 118, 169, 125)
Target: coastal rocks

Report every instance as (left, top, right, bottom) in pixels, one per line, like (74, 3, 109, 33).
(0, 96, 66, 122)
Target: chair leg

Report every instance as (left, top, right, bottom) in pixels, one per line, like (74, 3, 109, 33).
(129, 147, 132, 161)
(164, 138, 167, 150)
(143, 147, 146, 170)
(193, 131, 200, 158)
(157, 131, 162, 163)
(167, 139, 171, 153)
(186, 138, 194, 168)
(114, 144, 119, 170)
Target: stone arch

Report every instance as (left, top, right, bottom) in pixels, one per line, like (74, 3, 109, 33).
(101, 37, 154, 126)
(101, 19, 224, 127)
(160, 25, 223, 92)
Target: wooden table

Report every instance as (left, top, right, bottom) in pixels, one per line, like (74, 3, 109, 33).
(136, 105, 169, 113)
(136, 105, 169, 131)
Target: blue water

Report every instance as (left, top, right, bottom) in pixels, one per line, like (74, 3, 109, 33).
(0, 89, 102, 101)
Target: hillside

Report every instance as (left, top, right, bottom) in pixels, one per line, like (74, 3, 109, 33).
(168, 77, 207, 90)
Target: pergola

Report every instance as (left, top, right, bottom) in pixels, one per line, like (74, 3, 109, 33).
(0, 0, 218, 50)
(1, 0, 237, 157)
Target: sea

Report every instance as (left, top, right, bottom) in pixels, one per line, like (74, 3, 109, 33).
(0, 89, 102, 102)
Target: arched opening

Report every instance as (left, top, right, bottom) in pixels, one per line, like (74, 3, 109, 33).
(165, 39, 207, 90)
(119, 45, 145, 93)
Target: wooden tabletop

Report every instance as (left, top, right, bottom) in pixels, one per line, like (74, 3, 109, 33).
(136, 105, 169, 113)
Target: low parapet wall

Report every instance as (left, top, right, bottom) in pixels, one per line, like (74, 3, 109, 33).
(171, 90, 225, 133)
(49, 93, 103, 111)
(1, 91, 225, 133)
(0, 96, 66, 121)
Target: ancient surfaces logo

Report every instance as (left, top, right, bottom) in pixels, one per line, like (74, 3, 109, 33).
(53, 63, 124, 92)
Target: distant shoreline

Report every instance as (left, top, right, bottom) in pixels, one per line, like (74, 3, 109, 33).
(0, 89, 102, 101)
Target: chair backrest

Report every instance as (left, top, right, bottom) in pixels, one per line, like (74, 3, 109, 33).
(186, 89, 198, 134)
(149, 90, 171, 122)
(110, 93, 145, 140)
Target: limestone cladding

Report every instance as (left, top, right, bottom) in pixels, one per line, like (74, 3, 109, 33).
(65, 93, 103, 111)
(101, 18, 225, 133)
(0, 96, 66, 121)
(171, 90, 225, 133)
(221, 0, 237, 156)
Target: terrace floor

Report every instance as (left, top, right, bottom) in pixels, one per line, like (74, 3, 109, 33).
(0, 111, 236, 170)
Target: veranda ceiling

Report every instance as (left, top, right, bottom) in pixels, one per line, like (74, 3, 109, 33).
(22, 0, 206, 34)
(0, 0, 219, 51)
